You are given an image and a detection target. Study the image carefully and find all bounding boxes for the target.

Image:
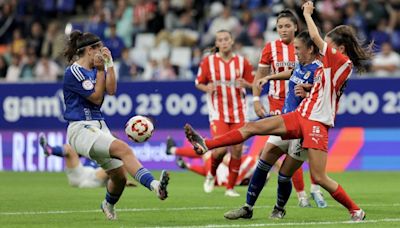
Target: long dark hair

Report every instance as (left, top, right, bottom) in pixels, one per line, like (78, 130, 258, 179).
(277, 9, 299, 31)
(296, 30, 319, 56)
(326, 25, 373, 72)
(63, 30, 102, 63)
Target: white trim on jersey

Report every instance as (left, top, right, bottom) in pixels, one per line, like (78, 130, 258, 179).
(71, 64, 85, 81)
(229, 61, 240, 123)
(333, 60, 351, 86)
(219, 60, 230, 122)
(209, 55, 219, 121)
(238, 55, 247, 122)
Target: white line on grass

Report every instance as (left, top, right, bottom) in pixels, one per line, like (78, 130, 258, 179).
(143, 218, 400, 228)
(1, 203, 399, 216)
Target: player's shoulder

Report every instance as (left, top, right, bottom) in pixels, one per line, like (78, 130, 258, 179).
(65, 63, 86, 82)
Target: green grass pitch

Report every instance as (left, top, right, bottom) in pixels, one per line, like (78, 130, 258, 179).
(1, 171, 399, 227)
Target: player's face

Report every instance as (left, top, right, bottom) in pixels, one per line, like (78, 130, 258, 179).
(277, 18, 296, 44)
(88, 43, 104, 65)
(294, 38, 311, 65)
(215, 32, 234, 53)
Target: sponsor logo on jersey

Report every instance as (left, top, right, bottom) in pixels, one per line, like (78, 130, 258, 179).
(82, 80, 94, 90)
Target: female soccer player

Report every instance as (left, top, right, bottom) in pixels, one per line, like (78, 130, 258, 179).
(196, 29, 254, 197)
(224, 30, 324, 220)
(184, 1, 371, 221)
(253, 9, 318, 207)
(63, 31, 169, 220)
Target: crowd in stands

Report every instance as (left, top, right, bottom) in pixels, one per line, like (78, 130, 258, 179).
(0, 0, 399, 82)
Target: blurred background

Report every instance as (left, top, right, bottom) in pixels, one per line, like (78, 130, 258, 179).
(0, 0, 399, 172)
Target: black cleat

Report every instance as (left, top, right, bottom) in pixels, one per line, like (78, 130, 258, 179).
(184, 124, 208, 155)
(165, 137, 176, 155)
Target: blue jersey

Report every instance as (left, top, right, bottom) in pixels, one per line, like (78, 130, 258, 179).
(63, 63, 104, 121)
(282, 60, 320, 114)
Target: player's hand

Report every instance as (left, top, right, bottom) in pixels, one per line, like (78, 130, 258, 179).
(101, 47, 114, 68)
(206, 83, 215, 93)
(295, 84, 308, 98)
(302, 1, 314, 16)
(254, 101, 266, 118)
(236, 78, 247, 88)
(94, 53, 105, 70)
(257, 76, 270, 90)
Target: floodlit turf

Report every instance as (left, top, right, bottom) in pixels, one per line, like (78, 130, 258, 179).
(0, 171, 400, 227)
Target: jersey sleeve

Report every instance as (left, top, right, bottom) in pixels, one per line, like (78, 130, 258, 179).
(195, 57, 210, 85)
(243, 58, 254, 83)
(320, 42, 352, 74)
(258, 42, 272, 67)
(64, 66, 95, 98)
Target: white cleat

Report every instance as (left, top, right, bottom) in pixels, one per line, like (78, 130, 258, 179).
(225, 189, 240, 197)
(298, 196, 311, 208)
(351, 209, 366, 222)
(101, 200, 117, 220)
(203, 174, 215, 193)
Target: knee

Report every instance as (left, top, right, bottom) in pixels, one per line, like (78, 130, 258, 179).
(110, 140, 132, 159)
(310, 172, 326, 185)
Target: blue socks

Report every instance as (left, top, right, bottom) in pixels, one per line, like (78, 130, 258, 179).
(276, 172, 292, 209)
(246, 159, 273, 207)
(105, 190, 121, 205)
(134, 167, 155, 191)
(50, 146, 65, 157)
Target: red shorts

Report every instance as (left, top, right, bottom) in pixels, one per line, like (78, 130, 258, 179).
(268, 96, 285, 115)
(281, 112, 329, 152)
(210, 120, 244, 138)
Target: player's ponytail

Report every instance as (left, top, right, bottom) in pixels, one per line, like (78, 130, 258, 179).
(326, 25, 373, 73)
(63, 30, 102, 64)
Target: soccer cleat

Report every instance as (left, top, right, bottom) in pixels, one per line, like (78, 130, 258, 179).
(175, 156, 187, 169)
(298, 196, 312, 208)
(184, 124, 208, 155)
(350, 209, 366, 222)
(156, 170, 169, 200)
(101, 200, 117, 220)
(203, 173, 215, 193)
(39, 133, 52, 156)
(270, 206, 286, 219)
(311, 191, 328, 208)
(225, 189, 240, 197)
(224, 206, 253, 220)
(165, 137, 176, 155)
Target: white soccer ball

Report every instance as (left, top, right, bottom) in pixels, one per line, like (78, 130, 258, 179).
(125, 115, 154, 143)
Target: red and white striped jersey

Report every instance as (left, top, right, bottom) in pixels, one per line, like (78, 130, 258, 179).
(196, 53, 254, 123)
(259, 39, 297, 99)
(297, 42, 353, 127)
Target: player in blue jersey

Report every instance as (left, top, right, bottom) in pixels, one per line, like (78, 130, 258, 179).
(224, 31, 325, 220)
(62, 31, 169, 220)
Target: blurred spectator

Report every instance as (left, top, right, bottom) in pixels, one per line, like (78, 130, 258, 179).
(20, 53, 36, 81)
(158, 58, 177, 80)
(202, 6, 240, 46)
(118, 48, 142, 81)
(344, 2, 367, 41)
(190, 47, 202, 76)
(34, 55, 61, 81)
(27, 21, 44, 58)
(5, 54, 22, 82)
(236, 10, 262, 46)
(0, 2, 17, 44)
(41, 21, 65, 64)
(371, 42, 400, 77)
(85, 12, 108, 40)
(104, 23, 125, 60)
(370, 19, 391, 52)
(10, 28, 26, 56)
(0, 55, 8, 79)
(114, 0, 134, 47)
(142, 58, 160, 81)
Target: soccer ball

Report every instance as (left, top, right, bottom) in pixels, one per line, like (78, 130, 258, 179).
(125, 115, 154, 143)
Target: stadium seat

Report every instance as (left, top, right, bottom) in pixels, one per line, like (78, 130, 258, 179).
(135, 33, 156, 49)
(170, 47, 192, 68)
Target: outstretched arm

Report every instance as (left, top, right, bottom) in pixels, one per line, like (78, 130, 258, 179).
(302, 1, 325, 51)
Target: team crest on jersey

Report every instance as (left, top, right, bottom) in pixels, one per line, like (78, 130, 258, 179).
(82, 80, 94, 90)
(304, 71, 311, 79)
(331, 48, 337, 54)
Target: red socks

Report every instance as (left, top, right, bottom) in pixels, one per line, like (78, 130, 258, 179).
(205, 130, 245, 150)
(331, 185, 360, 212)
(175, 147, 201, 158)
(227, 157, 241, 189)
(292, 167, 305, 192)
